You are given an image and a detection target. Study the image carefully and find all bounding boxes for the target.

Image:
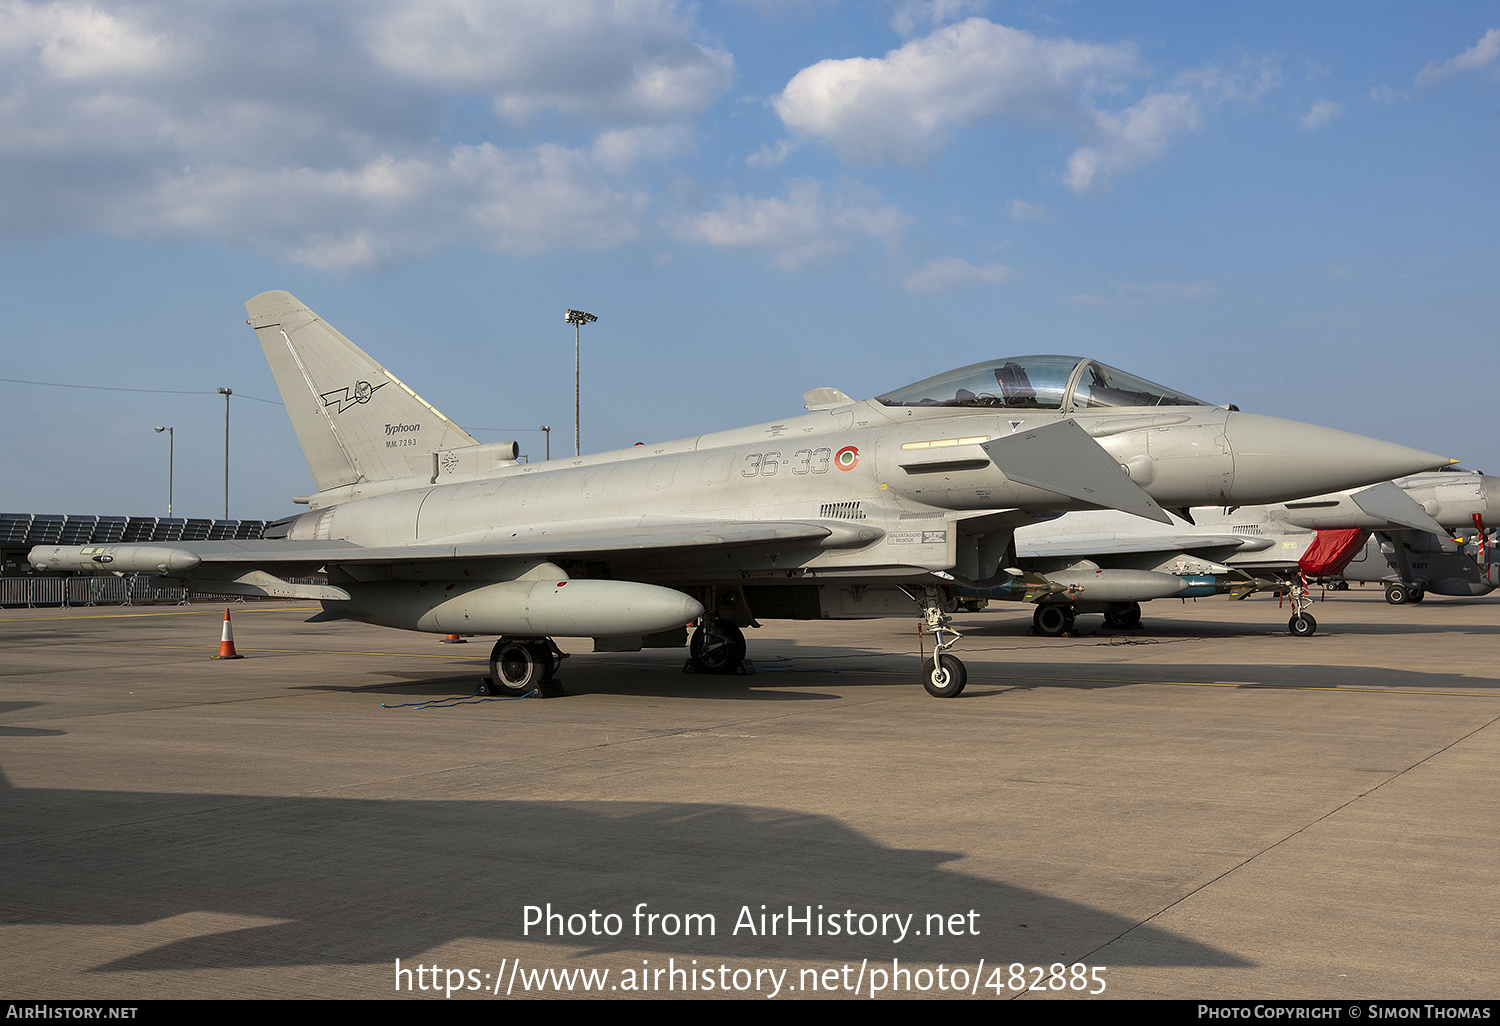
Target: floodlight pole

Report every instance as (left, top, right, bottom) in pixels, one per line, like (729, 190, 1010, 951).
(565, 309, 597, 457)
(154, 426, 174, 516)
(217, 387, 232, 519)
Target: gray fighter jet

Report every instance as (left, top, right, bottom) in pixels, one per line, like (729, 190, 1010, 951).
(29, 292, 1454, 697)
(1338, 529, 1497, 602)
(1004, 469, 1497, 635)
(1211, 469, 1499, 605)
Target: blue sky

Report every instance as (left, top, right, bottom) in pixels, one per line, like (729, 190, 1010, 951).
(1, 1, 1495, 520)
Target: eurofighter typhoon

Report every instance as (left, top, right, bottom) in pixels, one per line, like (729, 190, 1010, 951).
(31, 292, 1454, 697)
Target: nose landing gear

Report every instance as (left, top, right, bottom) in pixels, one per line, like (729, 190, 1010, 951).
(1287, 578, 1317, 637)
(912, 589, 968, 697)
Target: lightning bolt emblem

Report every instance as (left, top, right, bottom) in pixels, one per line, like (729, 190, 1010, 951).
(320, 380, 385, 414)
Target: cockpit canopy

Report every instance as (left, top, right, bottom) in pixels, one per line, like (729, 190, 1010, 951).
(876, 356, 1211, 413)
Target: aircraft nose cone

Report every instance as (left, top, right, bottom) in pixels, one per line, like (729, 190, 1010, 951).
(1226, 412, 1452, 505)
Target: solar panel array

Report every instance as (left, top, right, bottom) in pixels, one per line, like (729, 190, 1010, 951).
(0, 513, 266, 548)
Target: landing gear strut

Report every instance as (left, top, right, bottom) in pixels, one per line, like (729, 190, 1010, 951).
(1287, 578, 1317, 638)
(915, 589, 967, 697)
(484, 637, 565, 696)
(687, 616, 747, 674)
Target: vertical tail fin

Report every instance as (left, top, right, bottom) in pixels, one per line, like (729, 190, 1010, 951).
(245, 291, 478, 493)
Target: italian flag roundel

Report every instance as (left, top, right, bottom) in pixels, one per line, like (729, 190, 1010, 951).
(835, 445, 859, 471)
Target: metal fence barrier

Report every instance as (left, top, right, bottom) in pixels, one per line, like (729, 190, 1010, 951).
(1, 574, 211, 608)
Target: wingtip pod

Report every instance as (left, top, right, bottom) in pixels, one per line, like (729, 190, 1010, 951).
(29, 545, 202, 574)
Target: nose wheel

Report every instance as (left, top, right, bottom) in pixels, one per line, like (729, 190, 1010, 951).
(1286, 577, 1317, 638)
(922, 654, 968, 698)
(910, 588, 968, 697)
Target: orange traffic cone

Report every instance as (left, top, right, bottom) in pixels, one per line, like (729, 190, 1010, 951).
(212, 608, 244, 660)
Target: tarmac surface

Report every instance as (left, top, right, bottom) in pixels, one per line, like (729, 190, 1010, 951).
(1, 588, 1496, 1001)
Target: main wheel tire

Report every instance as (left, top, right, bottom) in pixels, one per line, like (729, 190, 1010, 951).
(1385, 584, 1408, 605)
(1289, 613, 1317, 637)
(1033, 603, 1074, 637)
(488, 637, 548, 695)
(922, 654, 967, 697)
(689, 621, 746, 674)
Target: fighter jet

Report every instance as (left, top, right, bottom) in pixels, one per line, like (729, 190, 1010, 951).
(1338, 528, 1498, 603)
(29, 292, 1454, 698)
(1003, 469, 1498, 635)
(1215, 469, 1499, 605)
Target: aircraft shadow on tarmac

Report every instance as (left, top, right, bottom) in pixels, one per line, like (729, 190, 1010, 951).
(0, 770, 1250, 973)
(950, 659, 1499, 695)
(288, 635, 909, 701)
(0, 702, 65, 738)
(283, 647, 1499, 701)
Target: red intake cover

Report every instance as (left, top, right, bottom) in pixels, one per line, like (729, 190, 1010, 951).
(1299, 529, 1371, 576)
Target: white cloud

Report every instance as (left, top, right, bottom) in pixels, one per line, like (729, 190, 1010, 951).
(1064, 89, 1201, 194)
(1299, 98, 1343, 130)
(773, 18, 1143, 167)
(1416, 28, 1500, 86)
(0, 0, 177, 79)
(111, 143, 646, 271)
(772, 18, 1267, 194)
(0, 1, 723, 266)
(746, 138, 800, 168)
(889, 0, 990, 38)
(1173, 57, 1281, 105)
(591, 125, 693, 174)
(365, 0, 734, 121)
(671, 178, 908, 269)
(901, 256, 1012, 294)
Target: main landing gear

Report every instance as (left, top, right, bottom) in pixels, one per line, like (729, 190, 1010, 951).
(1103, 601, 1143, 630)
(685, 616, 748, 675)
(1032, 602, 1076, 637)
(483, 637, 567, 696)
(1385, 582, 1425, 605)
